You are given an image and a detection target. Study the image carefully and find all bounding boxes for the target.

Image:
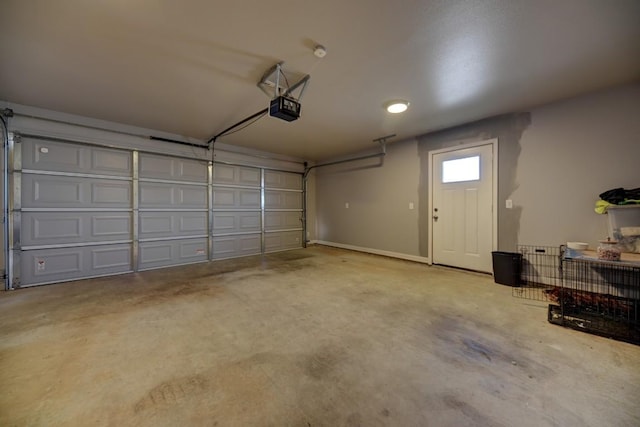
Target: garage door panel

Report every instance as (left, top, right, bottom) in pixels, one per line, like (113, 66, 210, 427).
(180, 240, 208, 259)
(140, 242, 172, 264)
(140, 215, 172, 235)
(212, 164, 235, 183)
(180, 214, 208, 233)
(212, 234, 261, 259)
(139, 184, 173, 205)
(139, 154, 207, 182)
(139, 182, 207, 208)
(212, 188, 260, 209)
(264, 190, 302, 209)
(22, 213, 82, 244)
(139, 212, 207, 238)
(22, 212, 132, 246)
(21, 244, 132, 285)
(239, 168, 261, 185)
(29, 251, 81, 277)
(239, 191, 261, 207)
(92, 215, 132, 238)
(90, 149, 132, 175)
(265, 231, 302, 252)
(213, 164, 260, 186)
(264, 171, 302, 190)
(212, 214, 235, 232)
(22, 138, 131, 176)
(25, 139, 82, 171)
(177, 161, 208, 183)
(212, 211, 261, 234)
(139, 238, 208, 270)
(23, 174, 131, 208)
(180, 186, 207, 205)
(91, 246, 132, 270)
(28, 175, 82, 205)
(264, 211, 302, 231)
(91, 182, 131, 205)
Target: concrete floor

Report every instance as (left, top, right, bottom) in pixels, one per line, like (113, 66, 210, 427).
(1, 246, 639, 426)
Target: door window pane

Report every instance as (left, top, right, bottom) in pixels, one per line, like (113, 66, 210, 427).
(442, 156, 480, 183)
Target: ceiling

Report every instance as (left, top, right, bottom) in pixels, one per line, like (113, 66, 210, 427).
(1, 1, 639, 161)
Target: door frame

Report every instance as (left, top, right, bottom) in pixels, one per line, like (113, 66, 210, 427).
(427, 139, 498, 269)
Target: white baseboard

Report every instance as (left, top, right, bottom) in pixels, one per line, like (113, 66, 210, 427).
(311, 240, 431, 264)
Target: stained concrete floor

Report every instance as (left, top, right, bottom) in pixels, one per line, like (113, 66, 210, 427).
(1, 245, 639, 426)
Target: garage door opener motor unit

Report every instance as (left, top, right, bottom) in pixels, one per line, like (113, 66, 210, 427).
(259, 62, 309, 122)
(269, 96, 301, 122)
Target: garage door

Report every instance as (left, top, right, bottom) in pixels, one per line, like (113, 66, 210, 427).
(137, 153, 209, 270)
(211, 163, 262, 259)
(264, 170, 303, 252)
(10, 136, 305, 287)
(19, 137, 133, 286)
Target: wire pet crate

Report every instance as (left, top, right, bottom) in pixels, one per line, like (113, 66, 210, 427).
(549, 256, 640, 344)
(513, 245, 640, 344)
(512, 245, 563, 301)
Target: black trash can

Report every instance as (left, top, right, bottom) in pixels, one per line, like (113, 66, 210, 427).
(492, 251, 522, 286)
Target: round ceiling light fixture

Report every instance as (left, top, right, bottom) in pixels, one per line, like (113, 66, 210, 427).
(385, 100, 410, 113)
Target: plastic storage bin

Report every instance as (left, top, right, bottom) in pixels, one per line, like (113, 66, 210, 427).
(492, 251, 522, 286)
(607, 205, 640, 253)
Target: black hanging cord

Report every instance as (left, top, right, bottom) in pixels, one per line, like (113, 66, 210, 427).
(207, 107, 269, 145)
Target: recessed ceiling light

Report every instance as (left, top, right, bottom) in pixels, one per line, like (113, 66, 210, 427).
(385, 100, 410, 113)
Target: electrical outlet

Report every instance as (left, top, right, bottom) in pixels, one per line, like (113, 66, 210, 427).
(506, 199, 513, 209)
(409, 202, 414, 210)
(345, 202, 349, 209)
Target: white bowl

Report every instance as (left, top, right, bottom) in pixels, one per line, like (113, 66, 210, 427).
(567, 241, 588, 250)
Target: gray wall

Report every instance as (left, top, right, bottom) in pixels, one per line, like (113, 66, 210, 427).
(315, 141, 421, 256)
(314, 82, 640, 257)
(514, 83, 640, 249)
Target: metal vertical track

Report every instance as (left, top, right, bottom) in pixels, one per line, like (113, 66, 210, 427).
(207, 162, 213, 260)
(3, 131, 12, 290)
(9, 133, 21, 288)
(302, 171, 308, 247)
(132, 151, 139, 271)
(2, 122, 8, 289)
(260, 168, 266, 254)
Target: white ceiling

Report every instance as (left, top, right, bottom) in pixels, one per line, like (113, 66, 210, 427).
(1, 0, 639, 161)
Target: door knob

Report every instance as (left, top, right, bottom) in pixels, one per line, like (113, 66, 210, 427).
(433, 215, 439, 221)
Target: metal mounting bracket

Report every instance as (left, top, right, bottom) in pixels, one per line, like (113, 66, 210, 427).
(372, 133, 395, 154)
(258, 62, 311, 101)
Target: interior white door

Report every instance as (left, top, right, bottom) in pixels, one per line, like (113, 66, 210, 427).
(432, 143, 493, 272)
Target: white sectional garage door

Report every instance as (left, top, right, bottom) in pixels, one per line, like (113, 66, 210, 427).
(10, 136, 304, 287)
